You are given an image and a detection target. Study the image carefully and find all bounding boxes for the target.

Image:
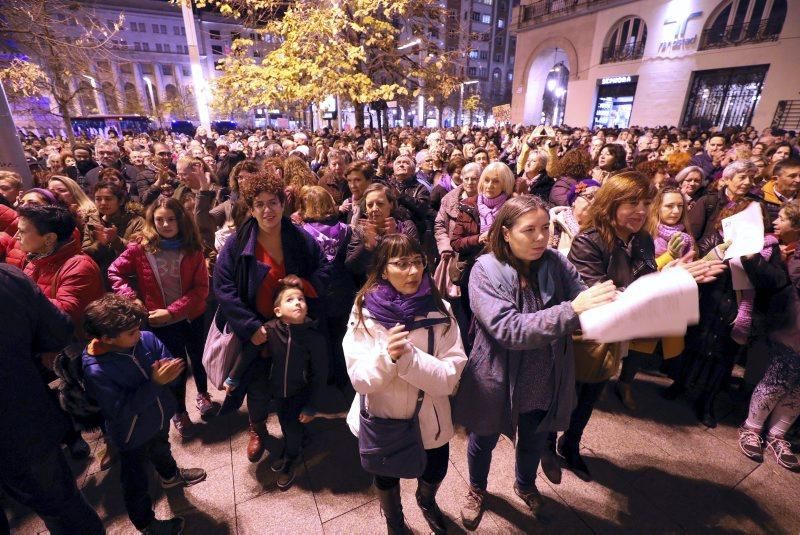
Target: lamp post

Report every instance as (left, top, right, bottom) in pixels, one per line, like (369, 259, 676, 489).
(458, 80, 479, 126)
(180, 0, 211, 132)
(82, 74, 102, 114)
(142, 76, 161, 128)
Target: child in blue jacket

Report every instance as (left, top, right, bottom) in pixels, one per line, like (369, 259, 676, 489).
(82, 295, 206, 535)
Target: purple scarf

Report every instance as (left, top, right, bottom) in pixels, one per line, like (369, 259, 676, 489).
(731, 234, 779, 345)
(363, 275, 437, 330)
(654, 223, 694, 257)
(302, 220, 347, 263)
(477, 192, 508, 232)
(438, 173, 454, 193)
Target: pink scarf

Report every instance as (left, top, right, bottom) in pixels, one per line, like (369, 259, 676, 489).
(477, 192, 508, 232)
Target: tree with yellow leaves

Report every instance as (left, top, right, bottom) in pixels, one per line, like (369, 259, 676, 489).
(196, 0, 468, 128)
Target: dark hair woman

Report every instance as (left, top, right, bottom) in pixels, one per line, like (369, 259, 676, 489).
(213, 172, 326, 463)
(549, 148, 593, 206)
(82, 180, 144, 289)
(344, 234, 467, 534)
(453, 195, 616, 530)
(345, 183, 419, 284)
(591, 143, 627, 183)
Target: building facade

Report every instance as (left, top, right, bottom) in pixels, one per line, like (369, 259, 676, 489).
(12, 0, 272, 133)
(509, 0, 799, 130)
(458, 0, 519, 123)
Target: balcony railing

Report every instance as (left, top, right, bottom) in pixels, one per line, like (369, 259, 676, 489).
(518, 0, 629, 27)
(698, 19, 782, 50)
(600, 41, 645, 64)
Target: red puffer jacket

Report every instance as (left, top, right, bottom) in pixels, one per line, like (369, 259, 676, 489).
(0, 232, 16, 263)
(22, 238, 104, 338)
(108, 242, 209, 320)
(0, 204, 18, 236)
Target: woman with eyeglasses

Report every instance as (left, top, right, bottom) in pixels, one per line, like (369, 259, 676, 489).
(453, 195, 616, 530)
(549, 179, 600, 256)
(214, 171, 326, 464)
(344, 233, 467, 535)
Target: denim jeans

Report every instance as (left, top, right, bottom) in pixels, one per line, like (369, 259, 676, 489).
(152, 316, 209, 413)
(467, 409, 548, 491)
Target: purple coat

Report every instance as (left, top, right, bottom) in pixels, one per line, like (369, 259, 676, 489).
(452, 251, 586, 437)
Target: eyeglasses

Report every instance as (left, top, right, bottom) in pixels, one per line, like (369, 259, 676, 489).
(387, 257, 426, 272)
(157, 151, 171, 156)
(578, 192, 595, 202)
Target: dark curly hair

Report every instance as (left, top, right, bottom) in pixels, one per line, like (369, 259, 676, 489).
(83, 294, 148, 339)
(239, 172, 286, 207)
(554, 148, 592, 179)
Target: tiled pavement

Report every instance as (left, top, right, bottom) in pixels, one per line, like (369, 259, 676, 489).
(5, 371, 799, 534)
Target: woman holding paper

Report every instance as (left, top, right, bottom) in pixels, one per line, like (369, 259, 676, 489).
(563, 171, 658, 480)
(453, 196, 616, 529)
(685, 200, 783, 428)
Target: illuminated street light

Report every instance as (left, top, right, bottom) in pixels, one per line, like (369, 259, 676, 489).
(458, 80, 479, 126)
(397, 38, 422, 51)
(547, 79, 557, 92)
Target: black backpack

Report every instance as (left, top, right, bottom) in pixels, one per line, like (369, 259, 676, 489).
(52, 343, 104, 432)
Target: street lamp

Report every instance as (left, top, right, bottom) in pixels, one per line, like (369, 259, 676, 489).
(142, 76, 161, 127)
(180, 0, 211, 131)
(82, 74, 102, 114)
(458, 80, 479, 126)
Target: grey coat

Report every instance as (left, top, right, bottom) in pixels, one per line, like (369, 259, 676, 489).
(452, 250, 586, 437)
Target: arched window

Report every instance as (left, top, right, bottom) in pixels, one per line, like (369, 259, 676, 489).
(101, 82, 120, 114)
(123, 82, 142, 114)
(699, 0, 786, 50)
(601, 16, 647, 64)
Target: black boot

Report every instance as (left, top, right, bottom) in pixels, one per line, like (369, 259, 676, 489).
(416, 479, 447, 534)
(540, 433, 562, 485)
(695, 394, 717, 428)
(375, 484, 407, 534)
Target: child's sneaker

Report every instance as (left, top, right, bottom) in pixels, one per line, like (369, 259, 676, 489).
(738, 427, 764, 462)
(140, 516, 184, 534)
(161, 467, 207, 489)
(271, 457, 296, 491)
(196, 393, 218, 419)
(766, 436, 800, 471)
(172, 412, 194, 439)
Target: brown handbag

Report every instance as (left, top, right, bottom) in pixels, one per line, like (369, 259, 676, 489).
(572, 333, 622, 384)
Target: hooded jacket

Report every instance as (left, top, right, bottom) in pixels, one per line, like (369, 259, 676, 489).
(82, 331, 177, 451)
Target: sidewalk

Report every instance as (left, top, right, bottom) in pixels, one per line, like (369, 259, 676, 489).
(5, 372, 799, 534)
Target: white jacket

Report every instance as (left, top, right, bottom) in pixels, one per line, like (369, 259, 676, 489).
(344, 304, 467, 450)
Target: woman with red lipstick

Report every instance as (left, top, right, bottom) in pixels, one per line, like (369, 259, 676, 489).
(214, 172, 326, 465)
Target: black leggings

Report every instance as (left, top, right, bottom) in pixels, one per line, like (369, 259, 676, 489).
(151, 316, 208, 413)
(374, 442, 450, 490)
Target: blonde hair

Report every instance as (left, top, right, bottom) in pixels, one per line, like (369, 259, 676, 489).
(478, 162, 515, 196)
(48, 175, 96, 215)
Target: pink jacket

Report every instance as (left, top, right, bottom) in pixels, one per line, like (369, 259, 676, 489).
(108, 242, 209, 321)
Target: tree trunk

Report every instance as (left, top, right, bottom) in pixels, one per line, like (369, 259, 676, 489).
(355, 104, 364, 130)
(59, 101, 76, 146)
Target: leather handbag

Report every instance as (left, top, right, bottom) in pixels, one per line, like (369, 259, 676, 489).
(202, 309, 242, 390)
(357, 327, 435, 478)
(572, 333, 622, 384)
(433, 253, 461, 300)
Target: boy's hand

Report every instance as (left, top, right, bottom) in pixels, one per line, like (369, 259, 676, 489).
(250, 324, 268, 346)
(151, 358, 185, 385)
(299, 412, 315, 424)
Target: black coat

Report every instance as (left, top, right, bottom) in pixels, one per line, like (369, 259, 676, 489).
(0, 265, 73, 470)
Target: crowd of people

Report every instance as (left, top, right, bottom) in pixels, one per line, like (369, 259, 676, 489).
(1, 120, 799, 534)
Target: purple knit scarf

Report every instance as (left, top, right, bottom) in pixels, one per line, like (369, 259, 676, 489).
(477, 192, 508, 232)
(654, 223, 694, 257)
(438, 173, 454, 193)
(363, 275, 437, 330)
(731, 234, 779, 345)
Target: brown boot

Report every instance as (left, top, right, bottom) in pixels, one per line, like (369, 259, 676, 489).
(247, 421, 267, 463)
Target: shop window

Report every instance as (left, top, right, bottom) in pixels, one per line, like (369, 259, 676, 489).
(699, 0, 786, 49)
(681, 65, 769, 129)
(593, 76, 639, 129)
(771, 100, 800, 130)
(602, 16, 647, 64)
